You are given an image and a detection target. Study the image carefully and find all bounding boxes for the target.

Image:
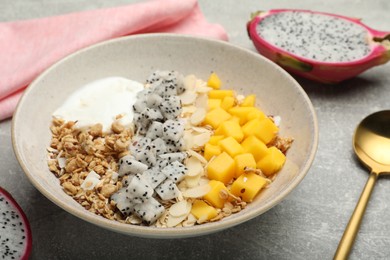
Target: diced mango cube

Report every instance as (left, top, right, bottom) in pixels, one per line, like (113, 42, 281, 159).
(230, 172, 268, 202)
(240, 94, 256, 107)
(207, 99, 222, 111)
(256, 146, 286, 176)
(207, 152, 235, 184)
(246, 108, 266, 121)
(221, 96, 235, 110)
(207, 72, 221, 89)
(203, 107, 231, 129)
(241, 118, 278, 144)
(203, 180, 229, 208)
(227, 116, 241, 124)
(234, 153, 257, 178)
(241, 135, 268, 161)
(219, 120, 244, 142)
(204, 143, 222, 161)
(219, 136, 244, 158)
(208, 90, 235, 99)
(191, 200, 218, 221)
(228, 107, 257, 125)
(208, 135, 224, 145)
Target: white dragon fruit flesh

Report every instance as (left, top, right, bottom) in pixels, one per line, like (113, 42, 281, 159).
(155, 179, 180, 201)
(162, 161, 187, 183)
(118, 155, 149, 177)
(247, 9, 390, 83)
(0, 187, 32, 260)
(133, 197, 165, 225)
(111, 70, 191, 225)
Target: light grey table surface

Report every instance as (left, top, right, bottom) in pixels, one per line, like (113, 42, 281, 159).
(1, 0, 390, 259)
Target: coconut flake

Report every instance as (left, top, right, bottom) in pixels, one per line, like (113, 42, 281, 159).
(81, 170, 101, 190)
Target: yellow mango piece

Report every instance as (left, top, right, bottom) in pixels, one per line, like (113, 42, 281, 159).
(191, 200, 218, 221)
(241, 118, 278, 144)
(208, 135, 224, 145)
(241, 135, 268, 161)
(234, 153, 257, 178)
(221, 96, 235, 110)
(204, 143, 222, 161)
(207, 99, 222, 111)
(203, 180, 229, 208)
(219, 120, 244, 142)
(230, 172, 268, 202)
(203, 107, 231, 129)
(228, 107, 257, 125)
(246, 108, 266, 121)
(207, 72, 222, 89)
(207, 152, 235, 184)
(219, 136, 244, 158)
(240, 94, 256, 107)
(227, 116, 241, 124)
(256, 146, 286, 176)
(208, 90, 235, 99)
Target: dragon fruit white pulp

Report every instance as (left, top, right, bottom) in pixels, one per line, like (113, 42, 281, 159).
(0, 187, 32, 260)
(111, 70, 189, 225)
(247, 9, 390, 83)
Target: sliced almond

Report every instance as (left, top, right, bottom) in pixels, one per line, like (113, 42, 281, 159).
(185, 174, 201, 188)
(182, 183, 211, 198)
(183, 131, 195, 150)
(182, 105, 197, 115)
(186, 156, 204, 177)
(180, 90, 197, 105)
(192, 132, 212, 147)
(195, 94, 208, 111)
(191, 126, 211, 134)
(184, 74, 197, 91)
(166, 214, 188, 228)
(170, 200, 191, 217)
(187, 150, 208, 165)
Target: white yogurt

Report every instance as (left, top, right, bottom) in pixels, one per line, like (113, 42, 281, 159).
(53, 77, 144, 132)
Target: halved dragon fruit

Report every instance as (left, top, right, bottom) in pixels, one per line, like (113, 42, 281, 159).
(247, 9, 390, 83)
(0, 187, 32, 260)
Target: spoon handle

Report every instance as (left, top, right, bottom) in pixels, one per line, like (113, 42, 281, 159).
(334, 171, 379, 260)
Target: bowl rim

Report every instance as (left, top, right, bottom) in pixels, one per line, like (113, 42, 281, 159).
(12, 33, 319, 238)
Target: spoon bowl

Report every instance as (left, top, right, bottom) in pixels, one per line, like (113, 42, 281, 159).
(335, 110, 390, 259)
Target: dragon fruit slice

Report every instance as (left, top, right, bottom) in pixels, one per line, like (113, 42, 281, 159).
(111, 187, 135, 215)
(247, 9, 390, 83)
(0, 187, 32, 260)
(158, 152, 187, 163)
(140, 107, 164, 122)
(161, 161, 187, 183)
(155, 179, 180, 200)
(118, 155, 148, 177)
(133, 197, 165, 225)
(162, 119, 185, 143)
(125, 174, 154, 204)
(151, 138, 167, 155)
(134, 144, 157, 167)
(141, 167, 167, 189)
(146, 93, 163, 108)
(145, 121, 164, 139)
(130, 136, 152, 155)
(159, 96, 182, 120)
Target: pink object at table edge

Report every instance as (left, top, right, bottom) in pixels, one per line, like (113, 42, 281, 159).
(0, 0, 228, 121)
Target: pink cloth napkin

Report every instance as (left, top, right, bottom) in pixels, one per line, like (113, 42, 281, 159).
(0, 0, 228, 121)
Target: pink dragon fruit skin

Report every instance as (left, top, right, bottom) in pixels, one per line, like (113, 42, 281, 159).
(247, 9, 390, 83)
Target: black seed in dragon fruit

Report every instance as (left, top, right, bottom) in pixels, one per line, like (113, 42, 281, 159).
(125, 174, 154, 204)
(118, 155, 148, 177)
(145, 121, 164, 139)
(161, 161, 187, 183)
(155, 179, 180, 201)
(0, 187, 32, 260)
(133, 197, 165, 225)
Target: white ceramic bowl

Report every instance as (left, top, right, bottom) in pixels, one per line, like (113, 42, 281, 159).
(12, 34, 318, 238)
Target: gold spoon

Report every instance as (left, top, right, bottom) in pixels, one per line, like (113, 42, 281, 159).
(334, 110, 390, 259)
